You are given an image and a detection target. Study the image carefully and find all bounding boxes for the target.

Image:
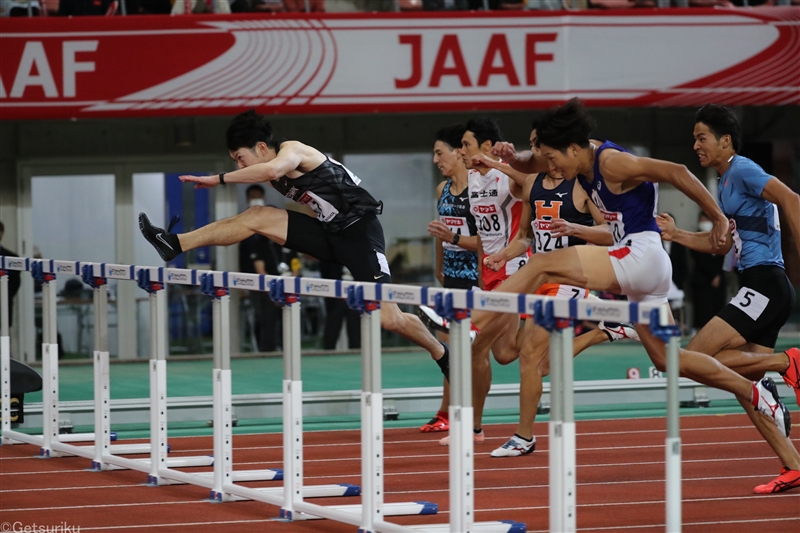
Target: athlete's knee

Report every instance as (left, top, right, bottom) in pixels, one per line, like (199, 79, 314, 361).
(493, 349, 519, 366)
(242, 205, 281, 226)
(379, 308, 403, 333)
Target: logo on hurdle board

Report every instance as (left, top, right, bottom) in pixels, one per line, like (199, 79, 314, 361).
(108, 267, 128, 277)
(387, 289, 415, 302)
(585, 304, 621, 319)
(167, 271, 188, 282)
(304, 282, 333, 294)
(232, 276, 255, 287)
(7, 259, 24, 269)
(478, 295, 512, 309)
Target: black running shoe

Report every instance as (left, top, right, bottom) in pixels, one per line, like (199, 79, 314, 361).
(436, 341, 450, 382)
(139, 213, 182, 262)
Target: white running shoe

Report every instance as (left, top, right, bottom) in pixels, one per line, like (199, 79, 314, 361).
(417, 305, 450, 333)
(418, 305, 478, 342)
(753, 377, 791, 438)
(490, 435, 536, 457)
(599, 321, 640, 342)
(439, 429, 485, 446)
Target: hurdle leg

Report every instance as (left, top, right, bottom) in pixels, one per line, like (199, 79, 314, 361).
(1, 273, 11, 445)
(147, 285, 169, 485)
(449, 310, 474, 533)
(359, 302, 383, 533)
(549, 322, 576, 532)
(211, 288, 233, 501)
(92, 282, 111, 470)
(40, 275, 60, 458)
(665, 334, 682, 532)
(280, 295, 303, 519)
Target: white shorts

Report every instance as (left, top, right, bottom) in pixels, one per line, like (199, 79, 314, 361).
(607, 231, 671, 304)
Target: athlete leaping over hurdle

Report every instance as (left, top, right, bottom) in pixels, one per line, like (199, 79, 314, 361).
(138, 109, 451, 379)
(452, 98, 796, 492)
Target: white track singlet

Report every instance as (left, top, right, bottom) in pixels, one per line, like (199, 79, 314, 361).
(468, 168, 528, 289)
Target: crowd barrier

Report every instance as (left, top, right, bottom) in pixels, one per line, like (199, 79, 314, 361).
(0, 255, 681, 533)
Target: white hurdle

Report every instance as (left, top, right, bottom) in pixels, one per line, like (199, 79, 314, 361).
(1, 259, 154, 458)
(1, 255, 681, 533)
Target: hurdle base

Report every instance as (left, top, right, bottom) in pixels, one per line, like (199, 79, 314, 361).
(211, 483, 360, 503)
(182, 468, 283, 484)
(281, 501, 437, 521)
(407, 520, 526, 533)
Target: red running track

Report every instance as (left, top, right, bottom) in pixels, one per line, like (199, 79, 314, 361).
(1, 414, 798, 533)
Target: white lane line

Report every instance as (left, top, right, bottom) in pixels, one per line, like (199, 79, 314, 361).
(388, 473, 790, 495)
(524, 517, 800, 532)
(169, 424, 763, 453)
(1, 458, 787, 496)
(1, 452, 781, 483)
(0, 422, 767, 458)
(0, 487, 800, 516)
(1, 501, 205, 513)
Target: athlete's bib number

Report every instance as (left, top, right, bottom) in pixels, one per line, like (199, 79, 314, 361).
(730, 286, 769, 321)
(601, 210, 625, 244)
(442, 216, 468, 252)
(478, 214, 501, 233)
(533, 220, 566, 253)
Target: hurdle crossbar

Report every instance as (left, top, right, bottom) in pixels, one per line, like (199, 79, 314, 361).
(0, 256, 676, 533)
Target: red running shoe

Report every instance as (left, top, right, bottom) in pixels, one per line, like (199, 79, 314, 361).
(782, 347, 800, 407)
(419, 414, 449, 433)
(753, 467, 800, 494)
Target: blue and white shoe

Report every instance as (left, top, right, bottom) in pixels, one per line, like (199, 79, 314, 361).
(490, 434, 536, 457)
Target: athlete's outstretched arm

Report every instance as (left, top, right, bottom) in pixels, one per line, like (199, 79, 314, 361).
(599, 151, 728, 249)
(550, 181, 614, 247)
(471, 153, 532, 189)
(761, 177, 800, 260)
(180, 141, 311, 188)
(656, 213, 733, 255)
(490, 143, 550, 175)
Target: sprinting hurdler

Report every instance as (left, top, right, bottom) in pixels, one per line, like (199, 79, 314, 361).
(139, 109, 451, 378)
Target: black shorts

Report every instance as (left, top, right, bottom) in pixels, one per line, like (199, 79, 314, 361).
(443, 276, 479, 290)
(284, 211, 391, 283)
(717, 265, 796, 348)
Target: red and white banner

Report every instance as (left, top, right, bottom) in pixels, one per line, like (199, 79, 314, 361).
(1, 7, 797, 120)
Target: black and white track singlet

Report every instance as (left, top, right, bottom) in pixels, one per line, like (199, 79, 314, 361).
(271, 151, 383, 233)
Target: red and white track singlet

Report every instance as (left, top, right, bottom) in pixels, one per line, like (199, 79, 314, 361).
(468, 167, 528, 290)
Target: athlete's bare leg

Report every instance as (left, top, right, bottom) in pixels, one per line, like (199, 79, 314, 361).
(177, 206, 447, 360)
(178, 206, 290, 250)
(472, 246, 619, 340)
(473, 246, 760, 404)
(690, 318, 791, 378)
(538, 328, 610, 382)
(380, 302, 447, 360)
(687, 328, 800, 471)
(517, 324, 609, 440)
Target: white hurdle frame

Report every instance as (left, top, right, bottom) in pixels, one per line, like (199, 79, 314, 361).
(1, 256, 679, 533)
(1, 260, 157, 458)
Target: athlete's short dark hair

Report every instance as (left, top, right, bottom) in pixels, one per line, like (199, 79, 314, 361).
(246, 184, 265, 198)
(465, 118, 504, 147)
(226, 109, 277, 152)
(535, 98, 595, 151)
(695, 104, 742, 153)
(435, 124, 467, 151)
(530, 117, 541, 132)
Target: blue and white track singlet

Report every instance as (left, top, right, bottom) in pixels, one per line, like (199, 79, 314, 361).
(439, 179, 479, 281)
(578, 140, 660, 243)
(717, 155, 783, 270)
